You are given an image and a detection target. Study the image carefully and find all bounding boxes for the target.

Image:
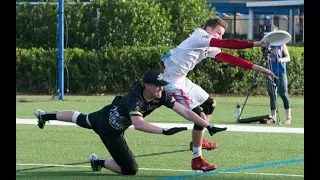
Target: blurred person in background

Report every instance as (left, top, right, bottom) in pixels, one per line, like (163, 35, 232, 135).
(265, 25, 292, 125)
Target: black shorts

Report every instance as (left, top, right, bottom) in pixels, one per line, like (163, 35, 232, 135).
(77, 105, 138, 174)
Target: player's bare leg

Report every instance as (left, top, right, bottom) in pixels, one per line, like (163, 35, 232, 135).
(34, 109, 78, 129)
(192, 112, 207, 154)
(190, 99, 218, 151)
(191, 112, 217, 172)
(89, 154, 123, 174)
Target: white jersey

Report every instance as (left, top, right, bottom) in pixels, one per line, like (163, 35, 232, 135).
(161, 28, 221, 109)
(162, 28, 221, 81)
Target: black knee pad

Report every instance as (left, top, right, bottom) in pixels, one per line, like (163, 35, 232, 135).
(200, 97, 216, 115)
(192, 106, 205, 131)
(193, 124, 204, 131)
(192, 106, 202, 116)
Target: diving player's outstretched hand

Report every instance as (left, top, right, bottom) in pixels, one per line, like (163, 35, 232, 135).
(206, 125, 227, 136)
(162, 127, 188, 135)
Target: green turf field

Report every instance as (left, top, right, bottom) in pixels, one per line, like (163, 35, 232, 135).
(16, 95, 304, 127)
(16, 95, 304, 180)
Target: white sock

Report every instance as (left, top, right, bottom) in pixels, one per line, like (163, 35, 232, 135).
(192, 147, 202, 158)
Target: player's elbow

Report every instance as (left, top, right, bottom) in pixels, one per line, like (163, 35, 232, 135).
(131, 116, 145, 131)
(133, 124, 143, 131)
(287, 56, 291, 62)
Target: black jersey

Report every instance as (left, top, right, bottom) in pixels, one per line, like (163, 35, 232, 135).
(108, 84, 175, 131)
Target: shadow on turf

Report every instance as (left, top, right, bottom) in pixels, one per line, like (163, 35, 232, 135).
(17, 170, 284, 180)
(16, 149, 190, 173)
(16, 170, 166, 178)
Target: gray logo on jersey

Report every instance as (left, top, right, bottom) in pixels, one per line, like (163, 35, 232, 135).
(109, 106, 129, 131)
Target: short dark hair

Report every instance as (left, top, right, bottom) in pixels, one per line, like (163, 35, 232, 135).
(203, 17, 228, 30)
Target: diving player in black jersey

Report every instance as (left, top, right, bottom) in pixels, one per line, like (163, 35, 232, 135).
(33, 70, 227, 175)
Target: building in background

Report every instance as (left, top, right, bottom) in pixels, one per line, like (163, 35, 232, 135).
(208, 0, 304, 43)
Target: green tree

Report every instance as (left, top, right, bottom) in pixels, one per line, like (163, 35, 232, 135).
(16, 2, 58, 49)
(64, 2, 100, 50)
(160, 0, 214, 45)
(97, 0, 174, 48)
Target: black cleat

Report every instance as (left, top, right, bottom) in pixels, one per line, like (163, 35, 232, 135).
(88, 153, 102, 172)
(33, 109, 47, 129)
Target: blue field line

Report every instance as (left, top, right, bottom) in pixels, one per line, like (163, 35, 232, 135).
(160, 158, 304, 180)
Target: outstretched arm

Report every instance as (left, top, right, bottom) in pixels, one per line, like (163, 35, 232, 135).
(209, 38, 269, 49)
(214, 52, 253, 69)
(131, 116, 164, 134)
(172, 102, 227, 136)
(131, 116, 187, 135)
(214, 52, 277, 79)
(172, 102, 209, 127)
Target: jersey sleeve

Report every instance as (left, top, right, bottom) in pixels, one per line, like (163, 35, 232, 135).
(209, 38, 254, 49)
(214, 52, 254, 70)
(208, 47, 222, 58)
(128, 98, 144, 117)
(161, 90, 175, 109)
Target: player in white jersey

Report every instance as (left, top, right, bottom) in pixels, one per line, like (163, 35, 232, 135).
(160, 17, 276, 171)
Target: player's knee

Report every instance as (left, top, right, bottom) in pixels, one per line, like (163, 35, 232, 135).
(192, 106, 202, 116)
(73, 113, 92, 129)
(122, 163, 138, 175)
(122, 167, 138, 175)
(192, 106, 205, 130)
(200, 97, 216, 115)
(193, 124, 204, 131)
(123, 169, 138, 175)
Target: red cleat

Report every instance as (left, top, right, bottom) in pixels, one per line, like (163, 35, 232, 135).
(191, 156, 217, 172)
(190, 138, 218, 151)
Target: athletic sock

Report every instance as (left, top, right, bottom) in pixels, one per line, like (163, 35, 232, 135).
(192, 147, 202, 158)
(41, 112, 57, 121)
(94, 159, 106, 167)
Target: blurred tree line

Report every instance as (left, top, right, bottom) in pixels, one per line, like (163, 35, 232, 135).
(16, 0, 214, 50)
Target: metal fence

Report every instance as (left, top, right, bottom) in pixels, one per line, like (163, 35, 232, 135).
(220, 15, 304, 43)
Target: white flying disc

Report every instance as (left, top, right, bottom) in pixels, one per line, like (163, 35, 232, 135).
(263, 30, 291, 45)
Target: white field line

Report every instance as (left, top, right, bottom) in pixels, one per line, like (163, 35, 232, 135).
(16, 163, 304, 177)
(16, 119, 304, 134)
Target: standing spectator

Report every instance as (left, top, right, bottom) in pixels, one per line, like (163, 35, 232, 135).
(265, 25, 292, 124)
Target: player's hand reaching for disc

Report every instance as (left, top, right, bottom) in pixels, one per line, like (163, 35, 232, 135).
(252, 65, 277, 80)
(253, 40, 270, 48)
(206, 125, 227, 136)
(162, 127, 188, 135)
(261, 68, 277, 79)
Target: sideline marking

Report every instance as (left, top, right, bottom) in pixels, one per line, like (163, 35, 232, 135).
(160, 158, 304, 180)
(16, 163, 304, 177)
(16, 119, 304, 134)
